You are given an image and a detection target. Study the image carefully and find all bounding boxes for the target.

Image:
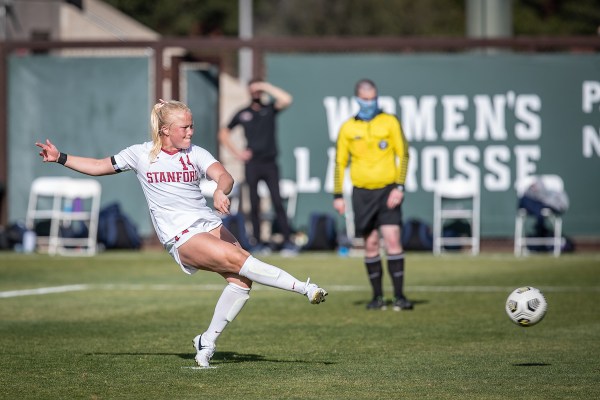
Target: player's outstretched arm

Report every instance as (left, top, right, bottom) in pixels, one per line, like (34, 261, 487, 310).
(35, 139, 116, 176)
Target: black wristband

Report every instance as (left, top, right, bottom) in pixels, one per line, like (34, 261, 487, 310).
(57, 152, 68, 165)
(110, 155, 122, 173)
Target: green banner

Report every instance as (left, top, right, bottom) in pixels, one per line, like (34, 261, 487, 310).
(267, 53, 600, 237)
(8, 56, 153, 236)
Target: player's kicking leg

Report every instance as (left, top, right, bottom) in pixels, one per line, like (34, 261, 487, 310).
(238, 255, 328, 303)
(179, 231, 329, 305)
(191, 256, 327, 367)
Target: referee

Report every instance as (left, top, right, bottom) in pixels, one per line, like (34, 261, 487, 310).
(333, 79, 413, 311)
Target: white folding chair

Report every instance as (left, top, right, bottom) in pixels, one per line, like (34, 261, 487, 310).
(26, 177, 71, 225)
(57, 179, 102, 255)
(26, 177, 102, 256)
(26, 177, 71, 253)
(514, 175, 564, 257)
(433, 178, 480, 255)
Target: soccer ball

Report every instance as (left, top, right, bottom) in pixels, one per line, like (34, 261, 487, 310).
(505, 286, 548, 327)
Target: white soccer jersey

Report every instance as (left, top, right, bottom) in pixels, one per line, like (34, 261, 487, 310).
(113, 142, 221, 245)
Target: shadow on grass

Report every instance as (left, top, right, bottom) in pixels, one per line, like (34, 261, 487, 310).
(352, 298, 429, 308)
(86, 351, 335, 365)
(512, 363, 551, 367)
(211, 352, 335, 365)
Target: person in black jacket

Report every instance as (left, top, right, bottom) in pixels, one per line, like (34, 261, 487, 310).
(219, 79, 298, 255)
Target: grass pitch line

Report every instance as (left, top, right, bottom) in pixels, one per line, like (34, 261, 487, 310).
(0, 284, 89, 298)
(95, 283, 226, 291)
(3, 283, 599, 299)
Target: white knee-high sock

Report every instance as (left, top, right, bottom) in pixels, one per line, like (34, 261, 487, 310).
(202, 283, 250, 345)
(238, 256, 307, 294)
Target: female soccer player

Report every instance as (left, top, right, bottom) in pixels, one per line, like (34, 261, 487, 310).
(35, 99, 327, 368)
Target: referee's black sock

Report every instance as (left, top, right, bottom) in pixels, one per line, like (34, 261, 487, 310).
(365, 255, 383, 299)
(387, 253, 405, 299)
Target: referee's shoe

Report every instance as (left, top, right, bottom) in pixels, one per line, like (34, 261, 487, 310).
(393, 297, 414, 311)
(366, 296, 387, 310)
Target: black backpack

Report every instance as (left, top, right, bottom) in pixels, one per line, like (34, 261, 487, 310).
(302, 213, 337, 251)
(97, 203, 142, 250)
(401, 218, 433, 251)
(442, 219, 471, 250)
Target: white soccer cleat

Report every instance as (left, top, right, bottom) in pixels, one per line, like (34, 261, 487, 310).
(192, 334, 216, 368)
(305, 278, 328, 304)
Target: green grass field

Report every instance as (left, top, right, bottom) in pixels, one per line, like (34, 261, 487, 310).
(1, 250, 599, 399)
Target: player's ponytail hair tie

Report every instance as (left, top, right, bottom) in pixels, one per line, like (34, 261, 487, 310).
(154, 99, 168, 111)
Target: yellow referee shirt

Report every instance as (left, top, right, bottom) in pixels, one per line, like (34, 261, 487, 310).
(334, 112, 409, 196)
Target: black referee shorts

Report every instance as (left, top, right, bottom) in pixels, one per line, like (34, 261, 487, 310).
(352, 184, 402, 238)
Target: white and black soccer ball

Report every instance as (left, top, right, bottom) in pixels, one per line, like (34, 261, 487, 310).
(505, 286, 548, 327)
